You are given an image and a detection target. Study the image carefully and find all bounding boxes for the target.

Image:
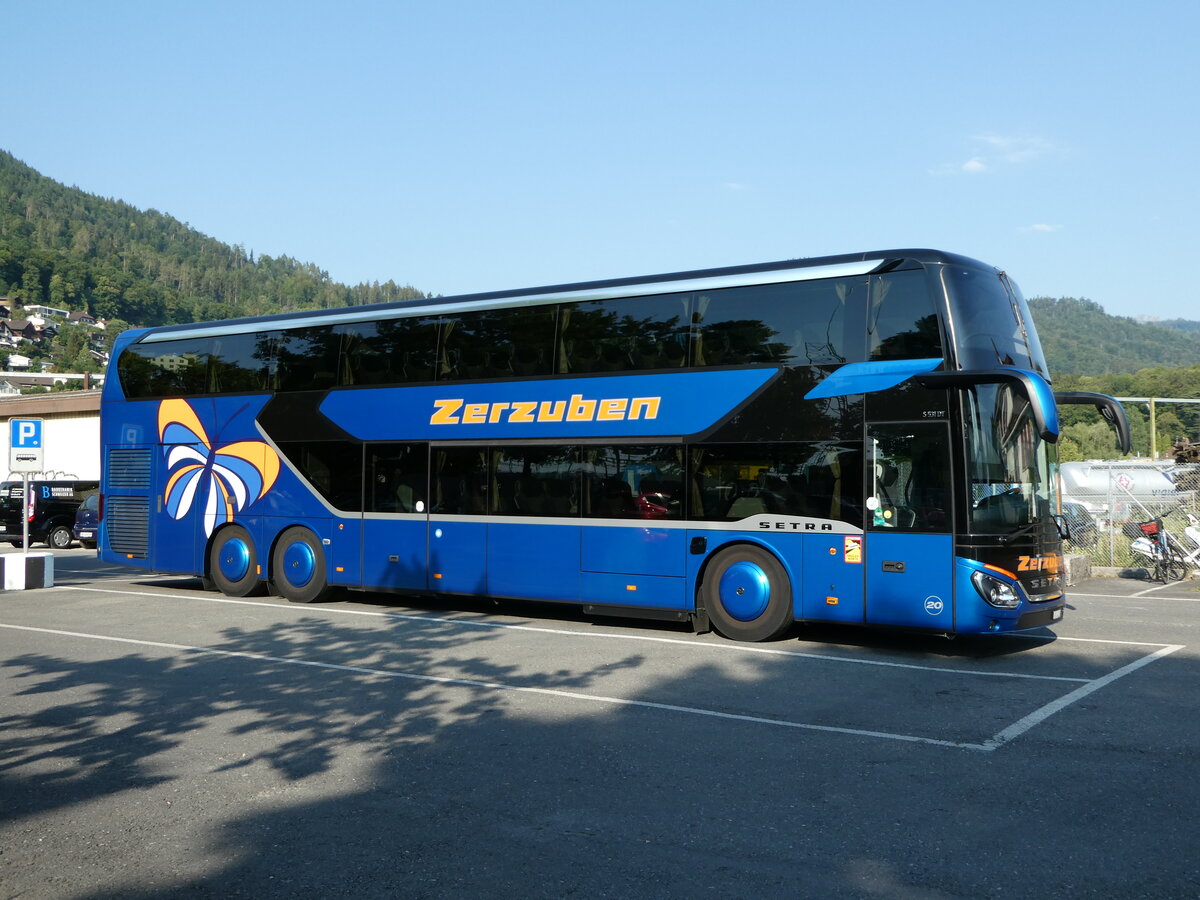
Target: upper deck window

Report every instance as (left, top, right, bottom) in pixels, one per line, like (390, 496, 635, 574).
(115, 265, 950, 399)
(867, 269, 943, 361)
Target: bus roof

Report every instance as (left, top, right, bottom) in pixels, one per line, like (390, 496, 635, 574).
(135, 248, 997, 344)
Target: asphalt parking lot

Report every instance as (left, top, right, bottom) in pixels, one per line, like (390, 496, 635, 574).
(2, 550, 1198, 898)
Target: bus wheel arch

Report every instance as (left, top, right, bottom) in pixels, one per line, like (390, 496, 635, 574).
(270, 526, 331, 604)
(207, 524, 265, 597)
(697, 541, 794, 642)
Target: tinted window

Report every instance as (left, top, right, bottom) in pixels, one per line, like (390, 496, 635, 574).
(694, 278, 867, 368)
(208, 332, 274, 394)
(582, 445, 683, 519)
(275, 440, 363, 511)
(867, 270, 943, 360)
(439, 307, 558, 380)
(431, 447, 491, 514)
(561, 294, 692, 374)
(367, 443, 427, 513)
(118, 337, 213, 398)
(689, 443, 863, 524)
(945, 266, 1047, 375)
(340, 318, 439, 385)
(868, 423, 951, 533)
(274, 326, 341, 392)
(493, 446, 581, 516)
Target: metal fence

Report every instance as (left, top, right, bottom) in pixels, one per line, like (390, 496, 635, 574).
(1060, 461, 1200, 569)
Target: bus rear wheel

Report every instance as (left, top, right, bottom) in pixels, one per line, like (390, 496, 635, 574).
(700, 544, 794, 642)
(272, 526, 331, 603)
(208, 525, 264, 597)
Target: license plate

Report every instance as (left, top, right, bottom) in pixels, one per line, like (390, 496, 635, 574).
(78, 530, 94, 538)
(1052, 608, 1063, 621)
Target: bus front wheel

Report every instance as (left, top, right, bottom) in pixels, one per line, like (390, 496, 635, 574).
(208, 525, 264, 597)
(700, 544, 794, 642)
(271, 527, 331, 603)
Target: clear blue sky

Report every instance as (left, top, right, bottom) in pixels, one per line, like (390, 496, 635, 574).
(5, 1, 1198, 320)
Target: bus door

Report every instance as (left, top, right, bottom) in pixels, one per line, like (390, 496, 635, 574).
(361, 443, 430, 592)
(427, 447, 488, 595)
(864, 423, 955, 630)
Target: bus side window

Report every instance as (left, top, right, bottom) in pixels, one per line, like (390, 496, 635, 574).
(692, 279, 867, 369)
(493, 447, 580, 517)
(582, 446, 682, 519)
(367, 444, 427, 513)
(867, 425, 950, 532)
(868, 270, 943, 361)
(208, 332, 273, 394)
(432, 448, 490, 514)
(562, 296, 691, 374)
(275, 440, 365, 511)
(275, 326, 340, 392)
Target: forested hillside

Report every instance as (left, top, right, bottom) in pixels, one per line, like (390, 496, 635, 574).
(4, 144, 1200, 433)
(0, 150, 424, 329)
(1027, 296, 1200, 374)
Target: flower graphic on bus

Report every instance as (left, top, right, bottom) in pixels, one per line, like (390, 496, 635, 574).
(158, 399, 280, 537)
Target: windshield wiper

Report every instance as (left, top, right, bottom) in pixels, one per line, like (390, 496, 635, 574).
(1000, 520, 1041, 544)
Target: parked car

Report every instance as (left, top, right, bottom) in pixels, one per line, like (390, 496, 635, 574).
(73, 492, 100, 549)
(1062, 501, 1098, 547)
(0, 480, 99, 549)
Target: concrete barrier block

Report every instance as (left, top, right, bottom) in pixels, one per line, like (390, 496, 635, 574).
(2, 552, 55, 590)
(1063, 553, 1091, 586)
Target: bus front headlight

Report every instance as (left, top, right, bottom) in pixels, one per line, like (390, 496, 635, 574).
(971, 570, 1021, 609)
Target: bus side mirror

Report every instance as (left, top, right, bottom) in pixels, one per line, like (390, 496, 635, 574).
(1053, 392, 1133, 455)
(915, 368, 1059, 443)
(1054, 513, 1071, 541)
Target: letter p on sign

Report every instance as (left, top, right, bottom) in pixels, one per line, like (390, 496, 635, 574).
(9, 418, 44, 472)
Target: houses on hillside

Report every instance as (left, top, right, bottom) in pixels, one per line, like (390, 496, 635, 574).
(0, 297, 110, 372)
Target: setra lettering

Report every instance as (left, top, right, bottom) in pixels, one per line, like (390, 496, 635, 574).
(758, 521, 835, 531)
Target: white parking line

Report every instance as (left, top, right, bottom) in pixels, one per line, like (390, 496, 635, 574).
(0, 621, 978, 750)
(69, 585, 1091, 684)
(1071, 588, 1200, 602)
(2, 583, 1185, 752)
(981, 644, 1183, 750)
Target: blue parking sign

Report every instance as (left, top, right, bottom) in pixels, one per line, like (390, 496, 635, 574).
(9, 417, 44, 472)
(11, 418, 42, 448)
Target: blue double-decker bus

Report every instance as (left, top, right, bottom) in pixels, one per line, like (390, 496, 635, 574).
(98, 249, 1129, 641)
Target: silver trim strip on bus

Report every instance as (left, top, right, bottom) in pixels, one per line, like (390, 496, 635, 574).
(140, 259, 885, 343)
(364, 512, 864, 534)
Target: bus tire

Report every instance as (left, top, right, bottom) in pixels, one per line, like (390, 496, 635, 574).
(208, 525, 264, 597)
(271, 526, 331, 603)
(699, 544, 794, 642)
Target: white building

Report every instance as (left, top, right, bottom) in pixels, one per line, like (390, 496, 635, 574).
(0, 391, 101, 480)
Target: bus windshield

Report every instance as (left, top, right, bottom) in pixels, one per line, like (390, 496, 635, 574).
(944, 266, 1049, 377)
(964, 383, 1054, 535)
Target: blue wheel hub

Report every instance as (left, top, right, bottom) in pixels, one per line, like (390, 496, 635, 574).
(718, 560, 771, 621)
(281, 539, 316, 588)
(217, 536, 251, 583)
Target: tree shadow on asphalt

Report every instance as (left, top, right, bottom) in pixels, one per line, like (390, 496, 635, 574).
(4, 585, 1193, 898)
